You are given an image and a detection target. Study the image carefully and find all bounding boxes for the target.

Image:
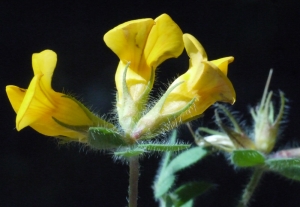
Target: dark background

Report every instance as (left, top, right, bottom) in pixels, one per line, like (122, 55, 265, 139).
(1, 0, 300, 206)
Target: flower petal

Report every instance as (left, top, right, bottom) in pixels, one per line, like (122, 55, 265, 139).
(105, 14, 184, 103)
(104, 18, 154, 71)
(16, 75, 55, 131)
(130, 34, 236, 138)
(6, 85, 27, 120)
(6, 49, 110, 141)
(144, 14, 184, 69)
(183, 33, 207, 64)
(201, 60, 236, 104)
(211, 57, 234, 76)
(161, 35, 235, 121)
(32, 50, 57, 90)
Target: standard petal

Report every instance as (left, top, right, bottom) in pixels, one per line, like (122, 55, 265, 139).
(104, 18, 154, 71)
(105, 18, 155, 103)
(183, 33, 207, 64)
(144, 14, 184, 69)
(32, 50, 57, 90)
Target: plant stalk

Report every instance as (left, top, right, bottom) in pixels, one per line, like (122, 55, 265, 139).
(128, 156, 140, 207)
(237, 167, 264, 207)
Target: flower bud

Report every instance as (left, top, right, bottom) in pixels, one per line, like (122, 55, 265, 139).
(252, 70, 285, 153)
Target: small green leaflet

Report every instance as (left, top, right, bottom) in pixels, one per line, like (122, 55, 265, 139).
(154, 147, 207, 198)
(231, 150, 265, 167)
(171, 181, 213, 207)
(88, 127, 127, 150)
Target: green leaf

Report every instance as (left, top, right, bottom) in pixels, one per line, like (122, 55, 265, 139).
(180, 200, 193, 207)
(160, 131, 178, 171)
(171, 181, 212, 207)
(154, 174, 176, 199)
(138, 143, 190, 152)
(266, 158, 300, 169)
(154, 147, 207, 198)
(231, 150, 265, 167)
(88, 127, 127, 150)
(114, 147, 145, 158)
(154, 131, 178, 199)
(273, 166, 300, 181)
(266, 158, 300, 181)
(166, 147, 207, 174)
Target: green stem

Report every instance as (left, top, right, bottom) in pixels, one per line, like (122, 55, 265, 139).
(237, 167, 264, 207)
(128, 156, 140, 207)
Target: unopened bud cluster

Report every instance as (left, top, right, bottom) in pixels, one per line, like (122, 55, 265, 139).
(197, 70, 286, 155)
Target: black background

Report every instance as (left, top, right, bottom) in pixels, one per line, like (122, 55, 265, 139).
(1, 1, 300, 206)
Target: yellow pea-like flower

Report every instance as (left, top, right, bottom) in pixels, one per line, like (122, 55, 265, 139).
(104, 13, 184, 103)
(161, 34, 236, 122)
(104, 14, 184, 133)
(6, 50, 111, 142)
(132, 34, 236, 139)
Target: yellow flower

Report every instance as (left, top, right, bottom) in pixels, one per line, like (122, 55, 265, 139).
(6, 50, 111, 142)
(104, 13, 184, 133)
(161, 34, 236, 122)
(104, 13, 184, 103)
(131, 34, 236, 139)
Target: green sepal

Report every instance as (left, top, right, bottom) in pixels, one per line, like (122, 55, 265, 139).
(121, 62, 132, 101)
(114, 147, 145, 158)
(55, 135, 80, 144)
(139, 67, 155, 102)
(53, 117, 89, 133)
(197, 127, 224, 136)
(138, 143, 190, 152)
(154, 147, 207, 198)
(214, 110, 255, 149)
(231, 150, 265, 167)
(216, 104, 243, 133)
(87, 127, 127, 150)
(154, 81, 196, 124)
(148, 81, 196, 128)
(171, 181, 212, 207)
(265, 158, 300, 170)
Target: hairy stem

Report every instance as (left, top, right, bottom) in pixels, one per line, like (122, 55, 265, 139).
(128, 156, 140, 207)
(237, 167, 264, 207)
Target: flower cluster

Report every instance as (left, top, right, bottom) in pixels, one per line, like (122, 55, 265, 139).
(6, 14, 236, 148)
